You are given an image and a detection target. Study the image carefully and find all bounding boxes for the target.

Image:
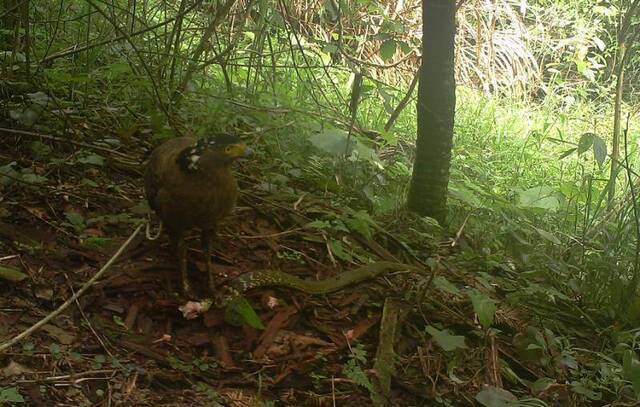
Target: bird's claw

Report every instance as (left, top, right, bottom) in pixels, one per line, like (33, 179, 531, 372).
(182, 277, 197, 299)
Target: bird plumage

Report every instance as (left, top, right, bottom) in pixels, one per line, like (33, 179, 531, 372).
(144, 135, 250, 296)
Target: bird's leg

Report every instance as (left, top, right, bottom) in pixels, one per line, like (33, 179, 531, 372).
(171, 232, 192, 296)
(202, 228, 226, 293)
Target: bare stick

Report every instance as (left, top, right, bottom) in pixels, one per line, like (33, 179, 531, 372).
(40, 0, 203, 65)
(0, 224, 143, 353)
(384, 68, 419, 132)
(0, 127, 134, 159)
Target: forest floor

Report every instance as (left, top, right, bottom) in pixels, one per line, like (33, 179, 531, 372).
(0, 108, 597, 406)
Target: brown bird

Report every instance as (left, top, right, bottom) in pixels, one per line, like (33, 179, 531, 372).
(144, 134, 251, 296)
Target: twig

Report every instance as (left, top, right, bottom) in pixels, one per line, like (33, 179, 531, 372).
(16, 369, 118, 384)
(219, 227, 302, 239)
(384, 67, 419, 132)
(331, 376, 337, 407)
(451, 213, 471, 247)
(20, 205, 74, 238)
(173, 0, 239, 103)
(622, 113, 640, 299)
(84, 0, 170, 123)
(39, 1, 203, 64)
(0, 224, 143, 353)
(0, 127, 134, 159)
(65, 273, 114, 357)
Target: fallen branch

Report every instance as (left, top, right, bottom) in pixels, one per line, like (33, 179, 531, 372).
(0, 224, 143, 353)
(0, 127, 135, 160)
(372, 297, 403, 407)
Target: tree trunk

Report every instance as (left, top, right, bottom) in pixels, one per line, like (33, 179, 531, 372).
(607, 0, 640, 206)
(407, 0, 456, 224)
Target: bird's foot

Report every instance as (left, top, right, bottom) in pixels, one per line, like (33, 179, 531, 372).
(182, 277, 197, 299)
(206, 264, 228, 294)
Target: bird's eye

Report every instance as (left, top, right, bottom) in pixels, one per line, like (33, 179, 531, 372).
(224, 145, 234, 154)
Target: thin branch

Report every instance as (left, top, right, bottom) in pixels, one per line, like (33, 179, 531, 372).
(172, 0, 238, 103)
(0, 127, 135, 160)
(84, 0, 170, 122)
(384, 66, 420, 132)
(41, 0, 203, 65)
(623, 114, 640, 300)
(0, 224, 143, 353)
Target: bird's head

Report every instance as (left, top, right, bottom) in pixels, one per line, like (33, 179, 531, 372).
(180, 133, 252, 172)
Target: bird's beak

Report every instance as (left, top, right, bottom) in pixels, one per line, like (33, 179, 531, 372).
(227, 143, 252, 158)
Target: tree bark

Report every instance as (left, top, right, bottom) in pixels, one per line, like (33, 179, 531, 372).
(407, 0, 456, 224)
(608, 0, 640, 206)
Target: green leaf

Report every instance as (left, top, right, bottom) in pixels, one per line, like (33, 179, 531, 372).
(528, 377, 555, 394)
(425, 326, 467, 351)
(10, 106, 41, 126)
(225, 298, 265, 329)
(379, 39, 397, 60)
(22, 342, 35, 355)
(433, 276, 460, 296)
(533, 227, 561, 244)
(468, 290, 497, 329)
(623, 350, 640, 397)
(343, 359, 374, 392)
(83, 237, 112, 248)
(27, 91, 50, 106)
(30, 141, 52, 158)
(0, 162, 18, 185)
(77, 153, 105, 166)
(92, 354, 106, 369)
(306, 220, 331, 230)
(516, 186, 560, 210)
(64, 212, 86, 232)
(558, 147, 577, 159)
(577, 132, 595, 155)
(345, 210, 375, 239)
(322, 43, 338, 53)
(558, 352, 578, 369)
(113, 315, 126, 328)
(592, 135, 607, 168)
(69, 352, 82, 361)
(166, 355, 192, 373)
(475, 386, 517, 407)
(0, 265, 28, 282)
(81, 178, 99, 187)
(592, 37, 605, 51)
(328, 239, 352, 262)
(570, 381, 602, 400)
(21, 172, 48, 184)
(594, 5, 617, 16)
(49, 343, 61, 356)
(309, 128, 353, 157)
(106, 62, 131, 75)
(449, 185, 482, 208)
(352, 141, 379, 163)
(0, 387, 24, 403)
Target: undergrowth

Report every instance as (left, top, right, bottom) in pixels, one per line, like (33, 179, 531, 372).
(2, 0, 640, 403)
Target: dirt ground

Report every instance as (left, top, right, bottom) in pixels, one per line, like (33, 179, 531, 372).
(0, 125, 445, 406)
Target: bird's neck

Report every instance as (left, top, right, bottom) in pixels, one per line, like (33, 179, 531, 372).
(177, 144, 231, 175)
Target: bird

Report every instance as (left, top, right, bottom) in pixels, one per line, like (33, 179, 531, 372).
(144, 133, 251, 296)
